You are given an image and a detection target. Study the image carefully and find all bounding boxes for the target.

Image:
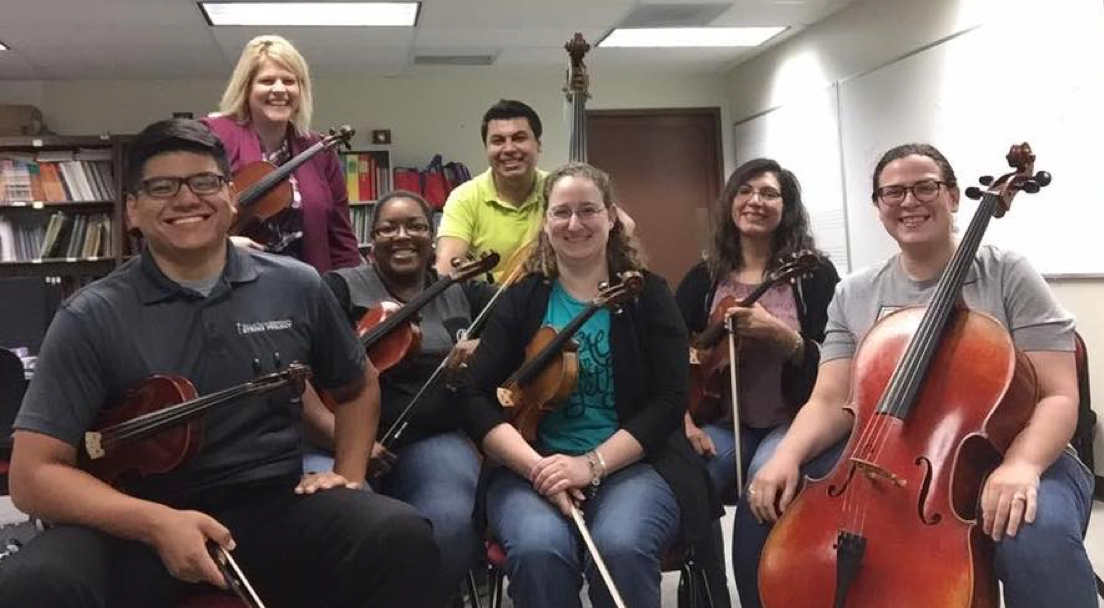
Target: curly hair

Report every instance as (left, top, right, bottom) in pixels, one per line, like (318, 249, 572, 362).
(525, 162, 646, 278)
(707, 158, 817, 279)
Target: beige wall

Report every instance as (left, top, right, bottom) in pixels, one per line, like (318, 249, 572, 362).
(722, 0, 1104, 473)
(0, 68, 733, 176)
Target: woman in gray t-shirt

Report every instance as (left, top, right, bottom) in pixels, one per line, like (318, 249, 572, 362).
(744, 143, 1096, 608)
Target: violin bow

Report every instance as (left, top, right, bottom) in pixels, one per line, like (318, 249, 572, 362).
(569, 504, 628, 608)
(209, 543, 268, 608)
(726, 317, 745, 497)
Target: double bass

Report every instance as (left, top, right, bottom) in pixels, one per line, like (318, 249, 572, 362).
(758, 144, 1051, 608)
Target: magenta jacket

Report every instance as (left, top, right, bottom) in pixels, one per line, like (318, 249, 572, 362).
(202, 115, 362, 274)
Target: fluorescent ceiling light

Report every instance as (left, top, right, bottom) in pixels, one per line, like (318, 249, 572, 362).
(200, 2, 419, 26)
(600, 27, 787, 48)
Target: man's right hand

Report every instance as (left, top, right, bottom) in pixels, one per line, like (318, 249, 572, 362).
(746, 452, 802, 524)
(148, 509, 235, 589)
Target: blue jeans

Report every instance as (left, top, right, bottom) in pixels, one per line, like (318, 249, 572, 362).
(731, 442, 1096, 608)
(303, 430, 480, 605)
(485, 462, 681, 608)
(700, 420, 791, 499)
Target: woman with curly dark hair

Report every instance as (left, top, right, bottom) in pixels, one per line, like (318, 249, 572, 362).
(457, 162, 722, 608)
(674, 157, 840, 606)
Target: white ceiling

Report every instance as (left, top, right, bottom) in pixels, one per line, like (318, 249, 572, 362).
(0, 0, 854, 80)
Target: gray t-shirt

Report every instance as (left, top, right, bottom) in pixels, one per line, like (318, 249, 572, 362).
(822, 245, 1074, 363)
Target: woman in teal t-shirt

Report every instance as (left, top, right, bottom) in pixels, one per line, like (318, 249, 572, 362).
(457, 162, 723, 608)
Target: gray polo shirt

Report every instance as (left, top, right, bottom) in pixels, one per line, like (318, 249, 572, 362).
(822, 245, 1075, 363)
(14, 245, 366, 502)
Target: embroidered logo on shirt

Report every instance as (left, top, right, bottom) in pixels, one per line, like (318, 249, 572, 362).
(236, 319, 294, 335)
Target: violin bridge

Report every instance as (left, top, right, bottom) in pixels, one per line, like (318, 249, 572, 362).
(84, 431, 105, 460)
(849, 458, 906, 488)
(497, 387, 516, 408)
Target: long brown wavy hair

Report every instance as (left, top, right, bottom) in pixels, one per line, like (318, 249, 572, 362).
(707, 158, 817, 279)
(526, 162, 646, 278)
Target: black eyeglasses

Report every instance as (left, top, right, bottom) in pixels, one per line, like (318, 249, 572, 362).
(373, 221, 431, 238)
(139, 172, 227, 199)
(875, 180, 949, 206)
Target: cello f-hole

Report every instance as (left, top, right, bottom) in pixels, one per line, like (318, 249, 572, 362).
(914, 457, 942, 526)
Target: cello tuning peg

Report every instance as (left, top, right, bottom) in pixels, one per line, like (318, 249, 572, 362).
(978, 175, 994, 186)
(964, 186, 984, 200)
(1021, 181, 1041, 194)
(597, 280, 610, 291)
(1034, 171, 1052, 187)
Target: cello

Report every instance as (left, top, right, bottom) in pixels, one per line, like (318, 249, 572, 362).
(231, 125, 354, 252)
(758, 144, 1051, 608)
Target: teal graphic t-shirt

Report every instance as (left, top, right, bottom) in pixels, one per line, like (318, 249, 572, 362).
(537, 281, 618, 455)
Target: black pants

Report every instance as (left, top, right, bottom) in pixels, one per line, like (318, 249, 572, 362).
(0, 478, 440, 608)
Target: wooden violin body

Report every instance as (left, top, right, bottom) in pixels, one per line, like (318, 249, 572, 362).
(82, 364, 311, 485)
(230, 125, 354, 250)
(759, 307, 1037, 608)
(82, 375, 202, 483)
(687, 251, 819, 423)
(497, 326, 580, 444)
(356, 300, 422, 372)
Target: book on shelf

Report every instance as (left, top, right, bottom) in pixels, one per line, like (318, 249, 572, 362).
(0, 211, 113, 262)
(0, 157, 116, 204)
(340, 150, 391, 203)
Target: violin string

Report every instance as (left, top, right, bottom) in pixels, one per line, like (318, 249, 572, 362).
(104, 378, 286, 448)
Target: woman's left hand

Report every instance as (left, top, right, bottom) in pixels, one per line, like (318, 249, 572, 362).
(529, 454, 593, 496)
(980, 460, 1040, 541)
(727, 303, 794, 349)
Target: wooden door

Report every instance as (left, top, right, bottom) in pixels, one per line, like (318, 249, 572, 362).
(587, 108, 723, 285)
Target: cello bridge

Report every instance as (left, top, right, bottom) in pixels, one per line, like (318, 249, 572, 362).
(849, 458, 907, 488)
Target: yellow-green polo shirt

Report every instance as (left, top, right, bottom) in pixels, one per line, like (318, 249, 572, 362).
(437, 168, 548, 282)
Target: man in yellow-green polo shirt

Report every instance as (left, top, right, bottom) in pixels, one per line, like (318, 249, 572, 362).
(435, 99, 547, 283)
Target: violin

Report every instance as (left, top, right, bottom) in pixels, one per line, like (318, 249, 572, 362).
(82, 363, 311, 484)
(380, 248, 528, 448)
(496, 270, 644, 444)
(688, 250, 819, 423)
(356, 251, 500, 372)
(758, 144, 1051, 608)
(231, 125, 355, 252)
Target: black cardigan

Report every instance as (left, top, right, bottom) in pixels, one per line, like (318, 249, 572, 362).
(458, 271, 720, 542)
(674, 257, 840, 410)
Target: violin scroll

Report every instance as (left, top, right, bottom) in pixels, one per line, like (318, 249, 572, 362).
(446, 251, 501, 283)
(324, 125, 355, 150)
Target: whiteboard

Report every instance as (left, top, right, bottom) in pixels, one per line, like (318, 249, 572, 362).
(838, 0, 1104, 276)
(733, 84, 851, 274)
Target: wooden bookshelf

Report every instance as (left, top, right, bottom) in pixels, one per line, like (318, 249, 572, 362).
(0, 134, 129, 271)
